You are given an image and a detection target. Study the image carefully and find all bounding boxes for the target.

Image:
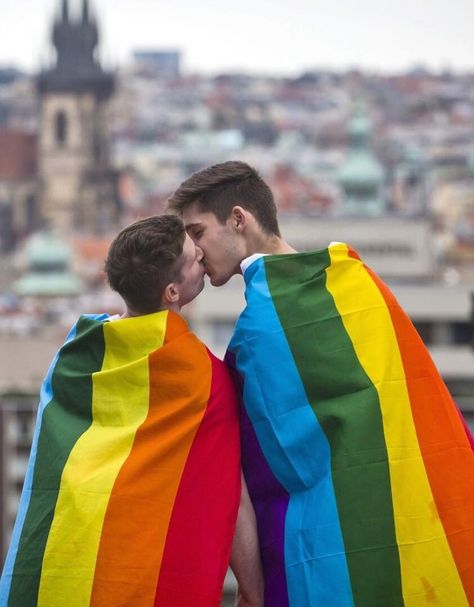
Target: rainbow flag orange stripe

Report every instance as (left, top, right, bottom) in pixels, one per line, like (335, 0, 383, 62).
(1, 311, 240, 607)
(228, 243, 474, 606)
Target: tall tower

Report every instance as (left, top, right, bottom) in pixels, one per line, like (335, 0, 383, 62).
(37, 0, 119, 234)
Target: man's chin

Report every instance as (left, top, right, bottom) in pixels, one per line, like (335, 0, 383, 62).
(209, 274, 230, 287)
(192, 278, 205, 299)
(181, 281, 205, 308)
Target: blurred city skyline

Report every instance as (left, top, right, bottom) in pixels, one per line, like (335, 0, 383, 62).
(0, 0, 473, 76)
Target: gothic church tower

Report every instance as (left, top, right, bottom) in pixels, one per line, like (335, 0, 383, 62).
(37, 0, 119, 233)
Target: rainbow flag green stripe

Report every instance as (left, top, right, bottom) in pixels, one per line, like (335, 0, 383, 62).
(265, 248, 403, 604)
(1, 311, 240, 607)
(228, 243, 474, 606)
(7, 316, 105, 605)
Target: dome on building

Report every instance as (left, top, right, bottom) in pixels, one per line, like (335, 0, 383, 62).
(338, 153, 384, 188)
(25, 231, 71, 269)
(337, 108, 386, 216)
(348, 113, 371, 143)
(14, 231, 82, 297)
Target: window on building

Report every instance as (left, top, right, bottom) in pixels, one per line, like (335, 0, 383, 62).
(26, 194, 36, 231)
(93, 133, 102, 161)
(459, 410, 474, 434)
(447, 377, 474, 432)
(413, 321, 434, 345)
(451, 322, 474, 345)
(55, 110, 67, 145)
(0, 202, 13, 251)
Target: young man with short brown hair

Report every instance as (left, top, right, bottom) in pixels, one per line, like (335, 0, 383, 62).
(169, 162, 474, 607)
(1, 214, 263, 607)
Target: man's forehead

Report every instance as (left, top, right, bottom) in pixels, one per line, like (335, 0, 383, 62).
(182, 208, 215, 229)
(182, 204, 201, 223)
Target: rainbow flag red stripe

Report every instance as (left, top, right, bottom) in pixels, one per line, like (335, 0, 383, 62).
(228, 243, 474, 606)
(1, 311, 240, 607)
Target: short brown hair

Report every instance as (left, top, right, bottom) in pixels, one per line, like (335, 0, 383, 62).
(168, 161, 280, 236)
(105, 215, 186, 314)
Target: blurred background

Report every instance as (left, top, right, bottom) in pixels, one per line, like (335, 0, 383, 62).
(1, 1, 473, 603)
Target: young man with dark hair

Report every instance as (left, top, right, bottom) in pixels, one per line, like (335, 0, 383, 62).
(105, 214, 202, 314)
(0, 215, 263, 607)
(168, 161, 294, 287)
(169, 162, 474, 607)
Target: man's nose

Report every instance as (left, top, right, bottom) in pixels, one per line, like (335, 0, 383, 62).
(196, 245, 204, 261)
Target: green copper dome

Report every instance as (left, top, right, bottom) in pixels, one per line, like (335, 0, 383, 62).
(14, 273, 83, 297)
(25, 231, 71, 269)
(337, 152, 384, 187)
(337, 108, 385, 216)
(348, 113, 371, 142)
(14, 231, 82, 297)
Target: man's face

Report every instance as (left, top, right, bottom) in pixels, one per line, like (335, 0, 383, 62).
(175, 233, 206, 306)
(182, 204, 244, 287)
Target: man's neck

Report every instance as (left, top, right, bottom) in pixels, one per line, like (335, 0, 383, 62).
(121, 304, 173, 319)
(247, 233, 297, 256)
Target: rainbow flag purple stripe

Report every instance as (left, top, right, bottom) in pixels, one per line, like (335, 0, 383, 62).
(227, 243, 474, 607)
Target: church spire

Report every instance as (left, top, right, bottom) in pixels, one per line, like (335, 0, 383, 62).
(82, 0, 90, 24)
(41, 0, 114, 101)
(61, 0, 69, 23)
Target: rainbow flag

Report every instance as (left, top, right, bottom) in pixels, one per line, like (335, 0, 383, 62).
(227, 243, 474, 607)
(1, 311, 240, 607)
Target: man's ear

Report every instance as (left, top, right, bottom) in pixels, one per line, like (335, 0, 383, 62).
(162, 282, 180, 307)
(231, 205, 248, 232)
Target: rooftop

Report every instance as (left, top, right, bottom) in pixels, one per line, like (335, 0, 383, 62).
(0, 130, 37, 180)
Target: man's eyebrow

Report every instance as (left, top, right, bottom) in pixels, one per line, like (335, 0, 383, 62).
(185, 222, 202, 230)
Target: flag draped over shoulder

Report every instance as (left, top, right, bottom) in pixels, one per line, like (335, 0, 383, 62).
(1, 311, 241, 607)
(227, 243, 474, 607)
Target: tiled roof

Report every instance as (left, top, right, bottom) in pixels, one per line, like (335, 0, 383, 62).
(0, 130, 37, 180)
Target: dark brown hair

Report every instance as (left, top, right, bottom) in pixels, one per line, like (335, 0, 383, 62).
(168, 160, 280, 236)
(105, 215, 186, 314)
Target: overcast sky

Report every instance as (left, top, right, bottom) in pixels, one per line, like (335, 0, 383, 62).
(0, 0, 473, 76)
